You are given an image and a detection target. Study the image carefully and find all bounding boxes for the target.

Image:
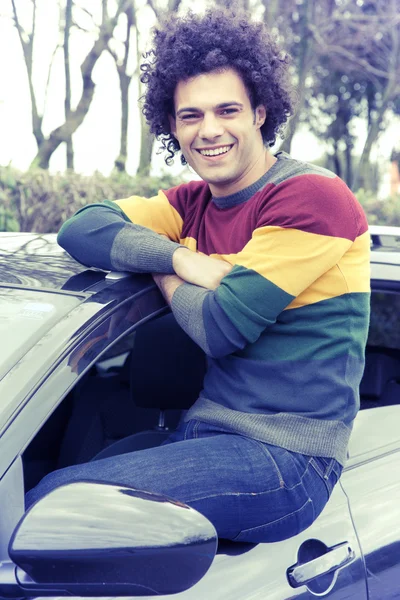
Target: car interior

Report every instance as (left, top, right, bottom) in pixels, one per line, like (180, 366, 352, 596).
(22, 290, 400, 500)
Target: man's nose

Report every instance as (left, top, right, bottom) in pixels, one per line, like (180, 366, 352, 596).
(198, 113, 224, 140)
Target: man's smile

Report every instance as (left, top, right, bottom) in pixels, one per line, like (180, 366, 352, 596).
(194, 144, 234, 159)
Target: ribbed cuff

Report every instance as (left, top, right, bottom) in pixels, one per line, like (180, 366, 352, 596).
(171, 283, 211, 354)
(110, 223, 184, 273)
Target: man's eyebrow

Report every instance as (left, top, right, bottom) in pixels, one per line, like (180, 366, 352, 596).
(176, 107, 201, 116)
(176, 102, 244, 116)
(216, 102, 244, 109)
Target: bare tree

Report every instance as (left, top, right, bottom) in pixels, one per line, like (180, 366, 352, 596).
(11, 0, 50, 154)
(303, 0, 399, 189)
(11, 0, 134, 170)
(108, 4, 136, 172)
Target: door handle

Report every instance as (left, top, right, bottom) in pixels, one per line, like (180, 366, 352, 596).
(287, 542, 355, 588)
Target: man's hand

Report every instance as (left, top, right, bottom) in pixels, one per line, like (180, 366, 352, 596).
(173, 248, 233, 290)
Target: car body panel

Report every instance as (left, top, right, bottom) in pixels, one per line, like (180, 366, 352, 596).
(0, 233, 86, 289)
(82, 483, 367, 600)
(0, 228, 400, 598)
(346, 406, 400, 467)
(341, 449, 400, 600)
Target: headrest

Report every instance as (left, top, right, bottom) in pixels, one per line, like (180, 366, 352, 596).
(130, 312, 206, 410)
(360, 351, 400, 399)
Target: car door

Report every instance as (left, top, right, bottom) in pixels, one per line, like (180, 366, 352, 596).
(341, 407, 400, 600)
(140, 480, 367, 600)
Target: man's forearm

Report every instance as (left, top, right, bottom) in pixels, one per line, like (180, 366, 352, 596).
(58, 203, 183, 273)
(153, 273, 185, 305)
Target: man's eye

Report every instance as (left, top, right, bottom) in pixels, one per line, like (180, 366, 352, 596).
(181, 114, 199, 120)
(220, 108, 238, 115)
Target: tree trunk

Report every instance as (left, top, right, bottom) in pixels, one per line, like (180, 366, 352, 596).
(64, 0, 74, 170)
(138, 112, 154, 176)
(345, 141, 353, 189)
(332, 141, 341, 177)
(30, 0, 130, 169)
(115, 72, 131, 171)
(114, 7, 134, 172)
(32, 77, 95, 169)
(280, 0, 315, 153)
(11, 0, 45, 148)
(353, 81, 396, 190)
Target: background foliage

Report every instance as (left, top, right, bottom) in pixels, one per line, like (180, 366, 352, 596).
(3, 0, 400, 191)
(1, 0, 399, 234)
(0, 166, 399, 234)
(0, 166, 178, 233)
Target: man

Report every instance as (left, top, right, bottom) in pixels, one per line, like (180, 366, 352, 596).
(26, 8, 370, 544)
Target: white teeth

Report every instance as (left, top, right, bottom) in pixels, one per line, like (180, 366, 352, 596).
(199, 145, 232, 157)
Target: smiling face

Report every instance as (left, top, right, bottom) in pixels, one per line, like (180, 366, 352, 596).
(169, 68, 270, 197)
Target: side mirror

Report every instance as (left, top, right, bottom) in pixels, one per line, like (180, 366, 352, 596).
(1, 481, 217, 597)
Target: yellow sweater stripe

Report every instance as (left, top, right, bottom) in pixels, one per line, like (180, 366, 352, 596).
(114, 192, 183, 242)
(212, 226, 369, 302)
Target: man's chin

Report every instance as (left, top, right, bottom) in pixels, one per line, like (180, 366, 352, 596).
(192, 166, 236, 187)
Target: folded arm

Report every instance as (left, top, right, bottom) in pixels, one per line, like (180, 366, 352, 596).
(57, 201, 183, 274)
(155, 224, 355, 359)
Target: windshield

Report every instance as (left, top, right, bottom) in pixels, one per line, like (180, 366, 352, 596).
(0, 288, 82, 383)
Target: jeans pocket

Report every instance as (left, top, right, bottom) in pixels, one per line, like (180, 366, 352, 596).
(233, 497, 315, 544)
(309, 457, 342, 497)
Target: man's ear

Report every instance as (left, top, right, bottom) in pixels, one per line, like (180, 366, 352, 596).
(255, 105, 266, 129)
(168, 114, 177, 137)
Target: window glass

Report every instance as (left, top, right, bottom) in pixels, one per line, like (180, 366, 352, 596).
(0, 288, 81, 383)
(368, 291, 400, 350)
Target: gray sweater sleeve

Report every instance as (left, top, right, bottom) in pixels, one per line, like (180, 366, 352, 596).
(171, 282, 248, 358)
(57, 202, 184, 273)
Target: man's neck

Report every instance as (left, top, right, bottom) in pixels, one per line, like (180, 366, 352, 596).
(209, 150, 277, 198)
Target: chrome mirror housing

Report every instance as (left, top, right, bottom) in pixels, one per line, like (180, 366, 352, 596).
(1, 481, 217, 597)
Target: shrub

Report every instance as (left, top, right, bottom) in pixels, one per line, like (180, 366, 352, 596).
(355, 189, 400, 227)
(0, 167, 182, 233)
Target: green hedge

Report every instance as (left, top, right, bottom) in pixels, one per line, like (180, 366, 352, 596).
(0, 166, 399, 233)
(0, 167, 181, 233)
(355, 189, 400, 227)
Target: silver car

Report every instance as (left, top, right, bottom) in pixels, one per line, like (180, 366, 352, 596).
(0, 225, 399, 599)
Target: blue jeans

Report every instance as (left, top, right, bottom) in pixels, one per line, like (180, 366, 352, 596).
(25, 419, 342, 543)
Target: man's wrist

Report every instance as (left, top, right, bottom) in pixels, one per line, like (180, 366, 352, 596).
(153, 273, 184, 305)
(172, 247, 190, 277)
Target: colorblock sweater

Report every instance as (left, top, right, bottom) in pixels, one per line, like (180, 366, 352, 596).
(58, 152, 371, 465)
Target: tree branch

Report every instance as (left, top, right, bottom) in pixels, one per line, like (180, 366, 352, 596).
(311, 26, 395, 80)
(147, 0, 160, 21)
(11, 0, 44, 147)
(43, 43, 61, 117)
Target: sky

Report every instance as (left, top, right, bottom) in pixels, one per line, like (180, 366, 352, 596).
(1, 0, 398, 195)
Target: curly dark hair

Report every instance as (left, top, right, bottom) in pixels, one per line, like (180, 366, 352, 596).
(140, 7, 295, 165)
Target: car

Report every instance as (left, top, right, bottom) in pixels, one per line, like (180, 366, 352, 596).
(0, 225, 399, 599)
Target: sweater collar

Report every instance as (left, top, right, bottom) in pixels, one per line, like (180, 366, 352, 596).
(211, 152, 286, 209)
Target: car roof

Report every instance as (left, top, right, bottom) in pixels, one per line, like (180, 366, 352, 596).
(0, 233, 105, 292)
(1, 227, 399, 291)
(370, 225, 400, 261)
(370, 225, 400, 282)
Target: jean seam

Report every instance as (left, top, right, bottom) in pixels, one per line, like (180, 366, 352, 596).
(249, 439, 315, 491)
(193, 420, 200, 439)
(184, 420, 193, 441)
(309, 457, 325, 479)
(324, 459, 335, 480)
(309, 458, 334, 496)
(233, 497, 314, 539)
(184, 461, 316, 503)
(245, 438, 286, 488)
